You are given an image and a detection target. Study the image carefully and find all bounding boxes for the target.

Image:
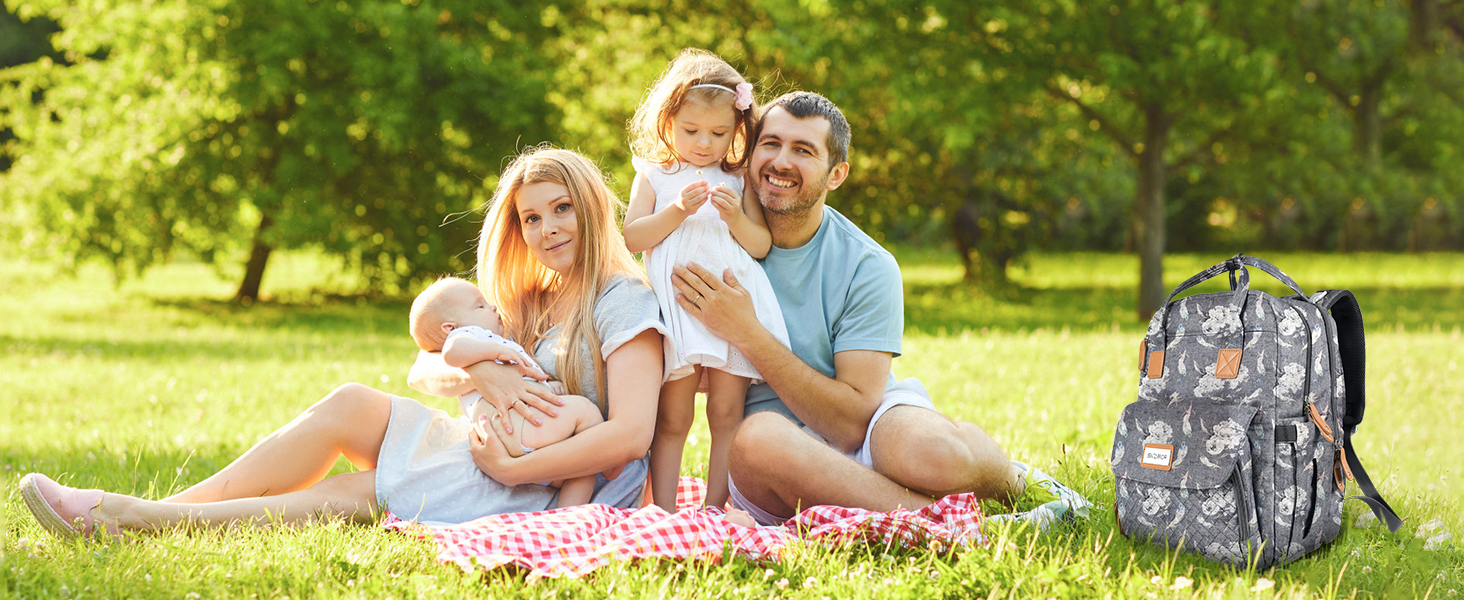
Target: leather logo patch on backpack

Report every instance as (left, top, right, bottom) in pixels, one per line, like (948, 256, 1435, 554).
(1147, 351, 1165, 378)
(1140, 444, 1174, 470)
(1215, 349, 1242, 379)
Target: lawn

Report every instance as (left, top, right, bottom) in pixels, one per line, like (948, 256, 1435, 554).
(2, 249, 1461, 599)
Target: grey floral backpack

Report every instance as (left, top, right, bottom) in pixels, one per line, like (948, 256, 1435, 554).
(1111, 255, 1402, 569)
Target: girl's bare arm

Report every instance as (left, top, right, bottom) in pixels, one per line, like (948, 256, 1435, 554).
(717, 183, 772, 258)
(624, 171, 708, 253)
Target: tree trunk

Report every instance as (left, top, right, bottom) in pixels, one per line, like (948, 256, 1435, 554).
(1410, 0, 1439, 51)
(1135, 105, 1172, 321)
(1353, 83, 1383, 172)
(235, 213, 273, 303)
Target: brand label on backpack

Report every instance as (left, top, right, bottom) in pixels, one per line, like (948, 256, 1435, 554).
(1140, 444, 1174, 470)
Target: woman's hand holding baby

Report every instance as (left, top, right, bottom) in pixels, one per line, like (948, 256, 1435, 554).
(468, 420, 517, 483)
(464, 361, 562, 435)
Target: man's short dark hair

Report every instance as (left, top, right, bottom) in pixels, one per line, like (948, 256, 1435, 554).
(756, 91, 850, 169)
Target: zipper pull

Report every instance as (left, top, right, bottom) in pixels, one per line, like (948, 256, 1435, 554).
(1339, 446, 1355, 482)
(1307, 403, 1334, 443)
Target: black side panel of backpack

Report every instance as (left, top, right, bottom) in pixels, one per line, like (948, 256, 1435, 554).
(1318, 290, 1367, 434)
(1315, 289, 1403, 533)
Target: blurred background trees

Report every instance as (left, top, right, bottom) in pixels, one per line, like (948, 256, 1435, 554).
(3, 0, 1460, 313)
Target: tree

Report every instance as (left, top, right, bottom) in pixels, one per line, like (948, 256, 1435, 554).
(956, 0, 1283, 318)
(0, 2, 58, 174)
(0, 0, 558, 300)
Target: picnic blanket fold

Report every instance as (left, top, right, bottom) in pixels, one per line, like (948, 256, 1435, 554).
(383, 477, 989, 579)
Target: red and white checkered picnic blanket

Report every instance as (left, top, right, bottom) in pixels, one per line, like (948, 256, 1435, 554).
(382, 477, 988, 579)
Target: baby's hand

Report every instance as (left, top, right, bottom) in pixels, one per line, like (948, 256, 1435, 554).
(546, 380, 567, 395)
(675, 180, 711, 214)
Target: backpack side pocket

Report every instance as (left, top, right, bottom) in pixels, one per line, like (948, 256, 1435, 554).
(1113, 401, 1263, 567)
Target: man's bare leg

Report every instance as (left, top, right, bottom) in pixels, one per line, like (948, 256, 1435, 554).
(869, 406, 1022, 501)
(727, 412, 933, 520)
(164, 383, 393, 503)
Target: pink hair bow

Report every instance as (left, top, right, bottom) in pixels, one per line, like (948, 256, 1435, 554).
(734, 82, 754, 111)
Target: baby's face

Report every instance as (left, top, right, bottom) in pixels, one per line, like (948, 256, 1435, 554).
(440, 281, 504, 335)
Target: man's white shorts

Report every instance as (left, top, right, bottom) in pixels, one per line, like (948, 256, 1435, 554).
(727, 378, 937, 526)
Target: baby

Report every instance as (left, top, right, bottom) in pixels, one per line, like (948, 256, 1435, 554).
(409, 277, 602, 507)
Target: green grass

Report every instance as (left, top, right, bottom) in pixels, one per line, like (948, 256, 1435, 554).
(3, 250, 1461, 598)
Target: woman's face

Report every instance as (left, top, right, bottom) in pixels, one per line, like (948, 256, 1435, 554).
(516, 181, 579, 275)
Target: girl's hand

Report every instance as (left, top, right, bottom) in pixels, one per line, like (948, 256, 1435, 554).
(465, 362, 562, 435)
(708, 184, 743, 223)
(675, 180, 711, 214)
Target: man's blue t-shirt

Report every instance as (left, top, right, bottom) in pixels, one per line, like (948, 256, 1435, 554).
(745, 206, 903, 424)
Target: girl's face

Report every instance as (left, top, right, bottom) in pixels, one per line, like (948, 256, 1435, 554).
(516, 181, 580, 275)
(671, 99, 738, 168)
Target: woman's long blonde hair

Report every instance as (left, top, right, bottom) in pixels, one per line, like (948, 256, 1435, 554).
(629, 48, 757, 172)
(478, 146, 643, 413)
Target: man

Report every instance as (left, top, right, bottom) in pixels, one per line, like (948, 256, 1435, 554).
(673, 92, 1079, 525)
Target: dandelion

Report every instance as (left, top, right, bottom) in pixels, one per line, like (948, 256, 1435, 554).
(185, 593, 201, 600)
(144, 574, 152, 583)
(1151, 575, 1164, 586)
(775, 578, 789, 590)
(1170, 576, 1192, 590)
(763, 569, 774, 580)
(803, 577, 817, 589)
(1251, 577, 1275, 592)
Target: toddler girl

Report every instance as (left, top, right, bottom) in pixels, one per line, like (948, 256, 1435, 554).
(624, 49, 790, 512)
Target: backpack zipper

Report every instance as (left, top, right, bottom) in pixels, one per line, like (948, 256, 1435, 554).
(1291, 304, 1336, 444)
(1302, 457, 1318, 538)
(1288, 304, 1312, 406)
(1232, 463, 1253, 552)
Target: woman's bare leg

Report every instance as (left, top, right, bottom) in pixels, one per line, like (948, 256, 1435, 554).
(100, 470, 378, 531)
(165, 383, 393, 503)
(647, 370, 701, 512)
(703, 369, 750, 509)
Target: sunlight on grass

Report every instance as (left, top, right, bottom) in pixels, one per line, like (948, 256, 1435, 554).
(2, 249, 1460, 599)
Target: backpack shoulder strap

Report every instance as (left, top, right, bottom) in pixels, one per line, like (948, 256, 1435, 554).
(1314, 289, 1404, 533)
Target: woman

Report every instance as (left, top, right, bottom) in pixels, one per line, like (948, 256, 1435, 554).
(19, 146, 665, 536)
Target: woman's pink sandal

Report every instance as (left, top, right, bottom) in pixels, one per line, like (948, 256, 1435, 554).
(19, 473, 117, 540)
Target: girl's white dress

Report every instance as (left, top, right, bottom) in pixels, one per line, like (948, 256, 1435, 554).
(633, 158, 790, 382)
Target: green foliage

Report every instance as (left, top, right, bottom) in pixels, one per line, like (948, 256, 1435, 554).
(3, 0, 1464, 305)
(0, 0, 558, 292)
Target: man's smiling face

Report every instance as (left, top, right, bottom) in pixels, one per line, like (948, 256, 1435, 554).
(749, 106, 843, 217)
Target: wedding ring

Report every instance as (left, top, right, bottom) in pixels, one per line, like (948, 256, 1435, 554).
(691, 293, 702, 305)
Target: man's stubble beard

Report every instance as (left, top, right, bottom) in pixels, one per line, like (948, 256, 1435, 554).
(755, 167, 830, 219)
